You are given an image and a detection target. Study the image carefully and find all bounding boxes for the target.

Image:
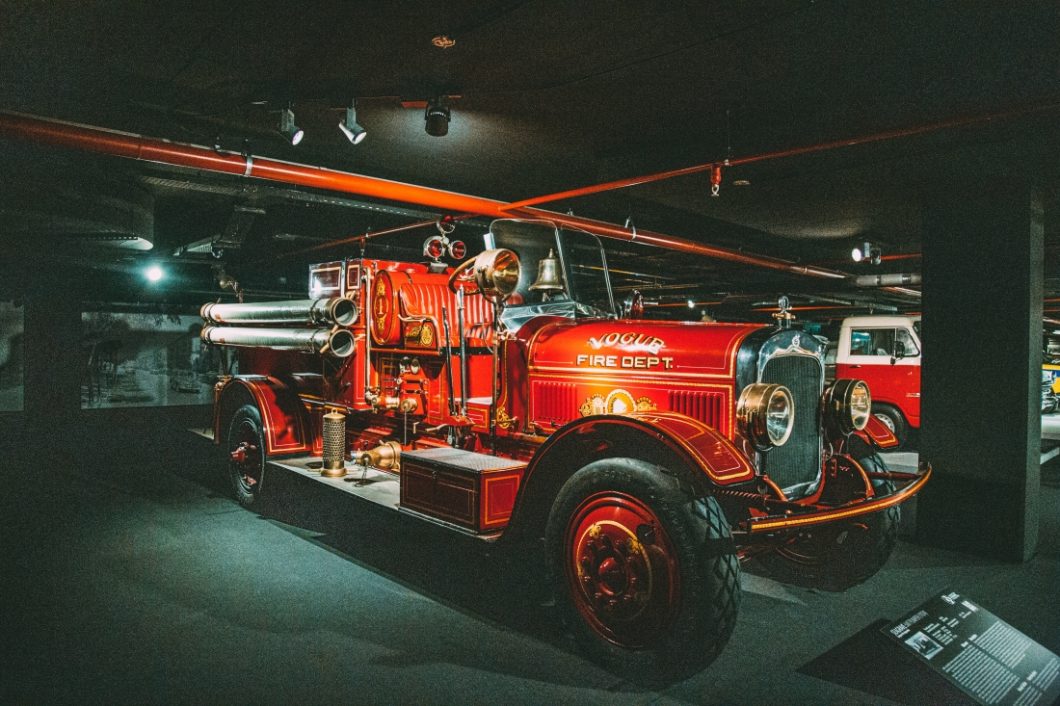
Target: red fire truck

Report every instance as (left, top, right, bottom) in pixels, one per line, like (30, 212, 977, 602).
(204, 219, 929, 679)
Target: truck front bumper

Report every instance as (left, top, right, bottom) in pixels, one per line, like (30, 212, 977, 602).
(734, 462, 931, 536)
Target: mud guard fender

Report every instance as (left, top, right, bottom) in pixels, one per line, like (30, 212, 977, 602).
(854, 414, 900, 450)
(214, 376, 312, 456)
(504, 411, 754, 543)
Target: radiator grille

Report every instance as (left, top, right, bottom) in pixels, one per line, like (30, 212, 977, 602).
(532, 381, 577, 425)
(668, 390, 726, 429)
(760, 354, 822, 490)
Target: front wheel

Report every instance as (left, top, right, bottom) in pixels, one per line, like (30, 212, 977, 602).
(753, 446, 899, 592)
(545, 458, 740, 682)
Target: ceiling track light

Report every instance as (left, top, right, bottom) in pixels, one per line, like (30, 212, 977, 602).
(338, 103, 366, 145)
(851, 241, 882, 266)
(424, 97, 451, 137)
(279, 107, 304, 146)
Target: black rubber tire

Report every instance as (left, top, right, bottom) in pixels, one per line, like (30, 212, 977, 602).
(226, 404, 266, 507)
(545, 458, 740, 682)
(753, 444, 899, 592)
(872, 403, 908, 450)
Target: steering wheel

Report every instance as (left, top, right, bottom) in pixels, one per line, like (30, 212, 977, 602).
(447, 256, 480, 295)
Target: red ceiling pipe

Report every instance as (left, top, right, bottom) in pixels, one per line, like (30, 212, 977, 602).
(0, 110, 846, 280)
(502, 101, 1060, 210)
(509, 207, 847, 279)
(0, 112, 514, 218)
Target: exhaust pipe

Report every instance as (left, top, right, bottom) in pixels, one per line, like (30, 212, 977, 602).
(200, 297, 357, 327)
(201, 325, 356, 357)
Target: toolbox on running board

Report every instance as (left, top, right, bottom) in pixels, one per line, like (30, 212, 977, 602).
(400, 447, 527, 533)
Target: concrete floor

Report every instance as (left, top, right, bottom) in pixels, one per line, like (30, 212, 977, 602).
(3, 413, 1058, 705)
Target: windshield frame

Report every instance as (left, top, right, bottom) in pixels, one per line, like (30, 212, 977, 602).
(484, 219, 616, 317)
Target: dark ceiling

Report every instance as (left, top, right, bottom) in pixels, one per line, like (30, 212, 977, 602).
(0, 1, 1058, 324)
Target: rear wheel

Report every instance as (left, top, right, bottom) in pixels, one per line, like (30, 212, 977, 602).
(754, 444, 899, 592)
(545, 458, 740, 682)
(226, 404, 266, 507)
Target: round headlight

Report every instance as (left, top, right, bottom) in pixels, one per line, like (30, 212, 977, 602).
(822, 379, 872, 435)
(737, 383, 794, 450)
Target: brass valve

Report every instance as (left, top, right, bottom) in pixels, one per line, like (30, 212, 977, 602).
(353, 441, 402, 472)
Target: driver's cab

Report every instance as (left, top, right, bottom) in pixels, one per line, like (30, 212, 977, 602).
(484, 219, 617, 332)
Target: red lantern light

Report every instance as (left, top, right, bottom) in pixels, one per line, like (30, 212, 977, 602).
(448, 240, 466, 259)
(423, 236, 445, 260)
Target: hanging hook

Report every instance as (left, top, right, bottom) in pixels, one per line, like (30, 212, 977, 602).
(710, 165, 723, 197)
(624, 216, 637, 239)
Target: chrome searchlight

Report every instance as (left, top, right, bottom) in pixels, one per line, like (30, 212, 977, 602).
(737, 383, 794, 450)
(822, 379, 872, 435)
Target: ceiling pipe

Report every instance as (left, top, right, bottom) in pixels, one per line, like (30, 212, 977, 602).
(880, 286, 922, 298)
(0, 110, 848, 280)
(502, 100, 1060, 210)
(854, 273, 922, 287)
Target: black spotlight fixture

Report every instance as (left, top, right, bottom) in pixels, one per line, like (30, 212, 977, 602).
(424, 96, 450, 137)
(278, 106, 304, 146)
(338, 103, 366, 145)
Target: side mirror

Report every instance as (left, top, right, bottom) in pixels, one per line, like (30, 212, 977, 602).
(891, 340, 906, 364)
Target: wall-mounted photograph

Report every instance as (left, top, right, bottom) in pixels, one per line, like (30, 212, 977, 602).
(81, 311, 232, 409)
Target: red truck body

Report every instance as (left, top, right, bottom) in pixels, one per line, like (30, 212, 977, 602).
(204, 222, 928, 678)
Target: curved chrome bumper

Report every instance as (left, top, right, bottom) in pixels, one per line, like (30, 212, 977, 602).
(736, 462, 932, 536)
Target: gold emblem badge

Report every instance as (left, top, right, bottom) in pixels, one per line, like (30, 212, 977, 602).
(495, 407, 514, 430)
(579, 391, 656, 417)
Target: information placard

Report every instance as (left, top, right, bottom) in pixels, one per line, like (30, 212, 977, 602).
(884, 590, 1059, 706)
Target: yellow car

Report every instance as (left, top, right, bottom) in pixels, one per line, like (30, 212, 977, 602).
(1044, 363, 1060, 394)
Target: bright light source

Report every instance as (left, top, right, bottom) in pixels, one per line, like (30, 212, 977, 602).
(687, 299, 696, 309)
(851, 241, 882, 265)
(145, 265, 164, 282)
(279, 107, 304, 146)
(338, 105, 366, 145)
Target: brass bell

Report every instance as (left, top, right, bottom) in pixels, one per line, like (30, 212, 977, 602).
(529, 248, 565, 292)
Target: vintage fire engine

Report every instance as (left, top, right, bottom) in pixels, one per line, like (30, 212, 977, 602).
(204, 219, 930, 679)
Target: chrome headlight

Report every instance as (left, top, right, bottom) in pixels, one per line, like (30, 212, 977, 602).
(737, 383, 794, 450)
(822, 379, 871, 435)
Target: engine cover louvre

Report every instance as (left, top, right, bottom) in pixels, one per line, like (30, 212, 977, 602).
(759, 354, 822, 490)
(668, 390, 726, 430)
(532, 381, 578, 426)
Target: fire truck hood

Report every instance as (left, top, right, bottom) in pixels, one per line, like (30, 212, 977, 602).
(526, 320, 766, 379)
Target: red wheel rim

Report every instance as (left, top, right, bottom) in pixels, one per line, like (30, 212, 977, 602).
(565, 492, 680, 648)
(230, 420, 262, 493)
